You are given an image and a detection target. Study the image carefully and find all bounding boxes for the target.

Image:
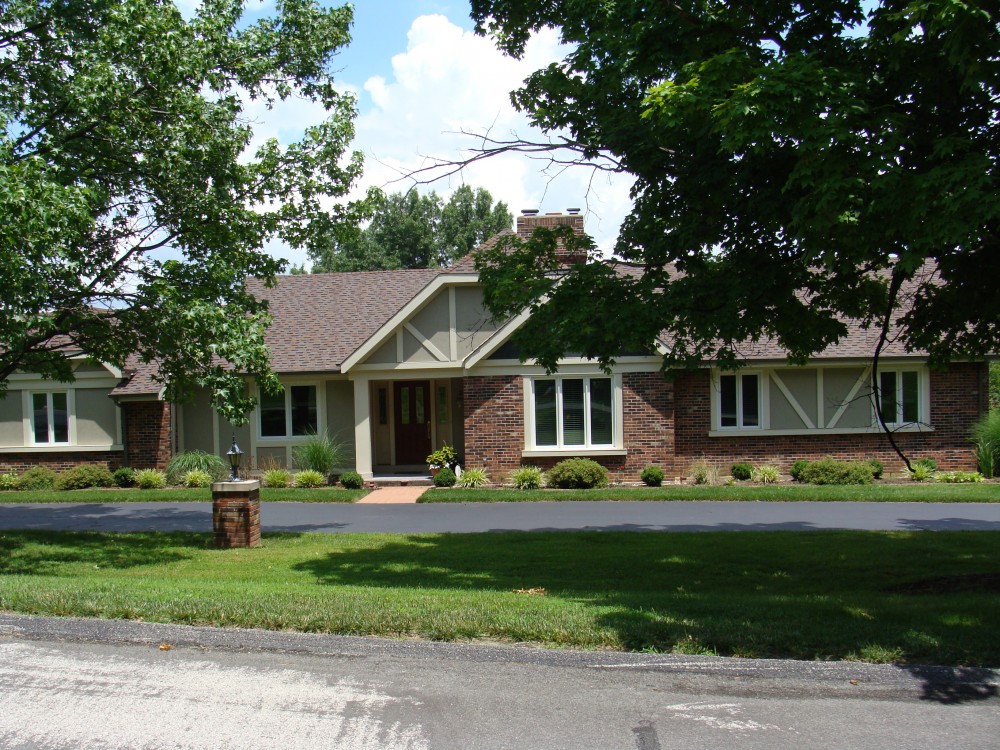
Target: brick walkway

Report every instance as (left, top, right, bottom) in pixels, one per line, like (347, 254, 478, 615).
(356, 486, 429, 504)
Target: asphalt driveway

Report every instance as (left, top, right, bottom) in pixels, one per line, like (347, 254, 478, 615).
(1, 500, 999, 534)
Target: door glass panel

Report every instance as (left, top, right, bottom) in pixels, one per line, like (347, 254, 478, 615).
(400, 387, 410, 425)
(534, 380, 557, 446)
(880, 372, 898, 423)
(415, 386, 425, 424)
(51, 392, 68, 443)
(290, 386, 317, 436)
(741, 375, 759, 427)
(32, 393, 49, 443)
(562, 379, 585, 445)
(590, 378, 613, 444)
(720, 375, 737, 427)
(902, 372, 919, 423)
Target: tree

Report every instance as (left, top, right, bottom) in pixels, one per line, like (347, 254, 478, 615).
(0, 0, 376, 421)
(310, 185, 512, 271)
(467, 1, 1000, 377)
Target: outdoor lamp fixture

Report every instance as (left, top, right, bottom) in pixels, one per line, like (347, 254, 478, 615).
(226, 437, 243, 481)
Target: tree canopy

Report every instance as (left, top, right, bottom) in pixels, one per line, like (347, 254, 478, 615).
(309, 185, 512, 271)
(469, 1, 1000, 374)
(0, 0, 376, 421)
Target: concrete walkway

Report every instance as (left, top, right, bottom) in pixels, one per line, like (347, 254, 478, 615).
(355, 486, 428, 504)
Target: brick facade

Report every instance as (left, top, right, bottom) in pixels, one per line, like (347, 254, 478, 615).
(122, 400, 173, 470)
(461, 363, 986, 481)
(0, 451, 124, 474)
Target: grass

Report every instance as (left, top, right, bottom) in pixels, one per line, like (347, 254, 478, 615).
(0, 529, 998, 666)
(0, 487, 367, 503)
(420, 483, 1000, 503)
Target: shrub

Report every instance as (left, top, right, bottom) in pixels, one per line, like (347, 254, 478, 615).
(166, 450, 227, 485)
(0, 472, 18, 491)
(907, 464, 935, 482)
(54, 465, 115, 491)
(426, 444, 460, 470)
(433, 467, 457, 487)
(134, 469, 167, 489)
(689, 460, 719, 486)
(456, 467, 489, 488)
(16, 466, 56, 491)
(641, 465, 665, 487)
(510, 465, 544, 490)
(913, 457, 938, 472)
(867, 459, 884, 480)
(971, 411, 1000, 478)
(262, 469, 291, 488)
(730, 462, 753, 481)
(293, 470, 326, 488)
(292, 431, 346, 476)
(751, 464, 781, 484)
(113, 467, 136, 488)
(182, 469, 213, 488)
(800, 458, 874, 485)
(547, 458, 608, 489)
(789, 460, 810, 482)
(340, 471, 364, 489)
(936, 470, 984, 484)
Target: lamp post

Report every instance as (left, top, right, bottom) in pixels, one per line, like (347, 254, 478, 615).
(226, 437, 243, 482)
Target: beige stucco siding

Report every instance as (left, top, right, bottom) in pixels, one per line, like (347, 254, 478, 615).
(0, 394, 23, 446)
(769, 370, 818, 430)
(325, 380, 356, 466)
(74, 388, 119, 445)
(410, 291, 452, 360)
(180, 389, 216, 454)
(454, 286, 498, 356)
(823, 368, 872, 428)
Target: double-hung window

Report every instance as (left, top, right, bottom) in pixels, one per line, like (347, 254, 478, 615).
(259, 385, 318, 438)
(31, 392, 69, 444)
(718, 373, 760, 429)
(877, 370, 920, 426)
(532, 377, 614, 448)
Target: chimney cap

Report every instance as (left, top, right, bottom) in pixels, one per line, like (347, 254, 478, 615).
(520, 209, 539, 216)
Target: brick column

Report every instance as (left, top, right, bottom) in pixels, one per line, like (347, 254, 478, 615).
(211, 480, 261, 548)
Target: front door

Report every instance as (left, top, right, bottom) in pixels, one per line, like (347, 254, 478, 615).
(393, 381, 431, 465)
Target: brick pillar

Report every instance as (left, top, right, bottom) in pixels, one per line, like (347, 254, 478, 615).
(211, 480, 261, 548)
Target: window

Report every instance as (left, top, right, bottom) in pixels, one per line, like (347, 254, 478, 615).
(31, 392, 69, 444)
(532, 377, 614, 448)
(878, 370, 921, 425)
(259, 385, 317, 438)
(718, 373, 760, 429)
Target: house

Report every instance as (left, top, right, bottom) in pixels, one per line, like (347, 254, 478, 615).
(0, 211, 988, 480)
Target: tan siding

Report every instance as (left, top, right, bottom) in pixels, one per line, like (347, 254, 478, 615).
(0, 393, 23, 446)
(769, 369, 818, 429)
(401, 329, 437, 362)
(325, 380, 356, 467)
(74, 388, 119, 445)
(366, 338, 398, 364)
(410, 291, 452, 360)
(823, 368, 872, 428)
(181, 388, 216, 454)
(454, 286, 499, 356)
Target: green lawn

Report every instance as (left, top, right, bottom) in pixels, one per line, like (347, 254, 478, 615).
(421, 483, 1000, 502)
(0, 487, 366, 503)
(1, 529, 998, 666)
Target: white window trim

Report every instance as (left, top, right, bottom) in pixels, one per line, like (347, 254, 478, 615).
(523, 374, 623, 454)
(712, 371, 765, 431)
(875, 367, 928, 429)
(256, 382, 325, 443)
(23, 390, 75, 447)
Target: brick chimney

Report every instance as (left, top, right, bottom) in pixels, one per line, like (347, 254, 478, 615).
(516, 209, 587, 263)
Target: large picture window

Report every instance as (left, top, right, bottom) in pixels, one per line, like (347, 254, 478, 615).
(878, 370, 921, 426)
(31, 392, 69, 444)
(259, 385, 318, 438)
(718, 373, 760, 429)
(532, 377, 614, 449)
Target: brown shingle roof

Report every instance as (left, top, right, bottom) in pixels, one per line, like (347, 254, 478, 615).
(246, 269, 441, 373)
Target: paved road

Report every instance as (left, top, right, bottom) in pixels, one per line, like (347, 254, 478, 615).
(1, 500, 1000, 533)
(1, 614, 997, 749)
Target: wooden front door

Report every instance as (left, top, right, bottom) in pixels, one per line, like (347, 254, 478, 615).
(393, 381, 431, 465)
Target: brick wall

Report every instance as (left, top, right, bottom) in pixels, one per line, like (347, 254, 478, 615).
(123, 400, 173, 469)
(0, 451, 123, 474)
(463, 375, 524, 477)
(673, 363, 986, 474)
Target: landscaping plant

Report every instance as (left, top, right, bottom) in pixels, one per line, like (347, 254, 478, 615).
(54, 465, 115, 491)
(689, 461, 720, 486)
(134, 469, 167, 489)
(789, 460, 810, 482)
(936, 471, 984, 484)
(799, 458, 874, 485)
(751, 464, 781, 484)
(426, 444, 461, 470)
(165, 451, 227, 485)
(293, 470, 327, 489)
(456, 467, 489, 488)
(548, 458, 608, 489)
(113, 467, 136, 488)
(509, 466, 544, 490)
(339, 471, 364, 490)
(262, 469, 291, 488)
(730, 462, 753, 481)
(433, 467, 457, 487)
(182, 469, 213, 488)
(292, 432, 346, 476)
(15, 466, 56, 491)
(641, 466, 665, 487)
(971, 411, 1000, 478)
(0, 472, 18, 491)
(867, 459, 884, 480)
(908, 464, 935, 482)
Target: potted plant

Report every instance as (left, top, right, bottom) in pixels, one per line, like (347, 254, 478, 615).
(426, 444, 460, 476)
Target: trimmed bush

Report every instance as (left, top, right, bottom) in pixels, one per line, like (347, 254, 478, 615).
(166, 450, 227, 485)
(291, 431, 346, 475)
(867, 459, 884, 480)
(16, 466, 56, 491)
(113, 467, 136, 488)
(936, 470, 984, 484)
(0, 472, 18, 491)
(510, 465, 544, 490)
(262, 469, 291, 488)
(640, 465, 665, 487)
(548, 458, 608, 489)
(751, 464, 781, 484)
(54, 465, 115, 491)
(182, 469, 213, 488)
(456, 467, 489, 488)
(433, 467, 457, 487)
(340, 471, 364, 489)
(135, 469, 167, 489)
(730, 462, 753, 481)
(800, 458, 874, 485)
(293, 470, 326, 488)
(914, 457, 938, 472)
(789, 460, 810, 482)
